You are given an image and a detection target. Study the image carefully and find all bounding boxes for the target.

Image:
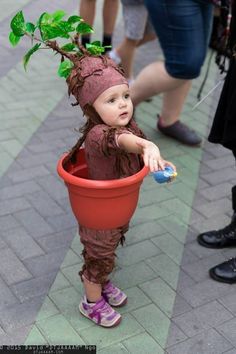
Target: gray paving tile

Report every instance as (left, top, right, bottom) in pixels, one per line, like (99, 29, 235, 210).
(0, 277, 18, 310)
(224, 349, 236, 354)
(23, 248, 68, 277)
(36, 229, 75, 252)
(45, 213, 77, 232)
(17, 151, 57, 169)
(0, 180, 41, 200)
(2, 227, 45, 260)
(14, 208, 54, 238)
(194, 198, 232, 218)
(0, 197, 31, 216)
(178, 278, 235, 308)
(166, 322, 187, 348)
(186, 241, 222, 260)
(181, 253, 226, 282)
(38, 175, 68, 200)
(11, 272, 57, 302)
(0, 295, 44, 332)
(199, 182, 232, 201)
(0, 248, 32, 285)
(0, 325, 32, 345)
(204, 155, 235, 170)
(217, 318, 236, 347)
(201, 167, 236, 185)
(8, 165, 51, 183)
(173, 300, 234, 337)
(172, 294, 193, 317)
(25, 190, 65, 217)
(166, 328, 232, 354)
(218, 292, 236, 315)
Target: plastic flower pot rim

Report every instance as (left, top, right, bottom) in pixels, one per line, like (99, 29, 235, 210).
(57, 152, 149, 189)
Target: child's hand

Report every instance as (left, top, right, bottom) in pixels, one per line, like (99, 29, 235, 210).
(136, 140, 170, 172)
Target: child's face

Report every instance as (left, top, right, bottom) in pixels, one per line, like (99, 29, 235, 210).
(93, 84, 133, 127)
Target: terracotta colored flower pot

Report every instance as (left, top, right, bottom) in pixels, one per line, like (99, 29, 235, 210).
(57, 148, 149, 229)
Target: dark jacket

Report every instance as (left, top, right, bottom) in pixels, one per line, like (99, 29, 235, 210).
(208, 1, 236, 153)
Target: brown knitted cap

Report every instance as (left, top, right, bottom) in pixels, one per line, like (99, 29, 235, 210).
(67, 55, 128, 111)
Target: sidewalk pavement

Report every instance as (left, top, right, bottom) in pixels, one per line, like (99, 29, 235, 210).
(0, 1, 236, 353)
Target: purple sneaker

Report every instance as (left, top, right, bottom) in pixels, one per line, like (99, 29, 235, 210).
(79, 296, 121, 327)
(102, 281, 127, 307)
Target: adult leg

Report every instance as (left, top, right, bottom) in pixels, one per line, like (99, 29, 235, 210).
(130, 61, 189, 107)
(197, 185, 236, 249)
(115, 38, 139, 79)
(131, 0, 213, 145)
(79, 0, 96, 46)
(102, 0, 119, 48)
(208, 182, 236, 284)
(110, 4, 152, 80)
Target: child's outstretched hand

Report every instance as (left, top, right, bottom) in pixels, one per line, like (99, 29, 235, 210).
(136, 140, 176, 173)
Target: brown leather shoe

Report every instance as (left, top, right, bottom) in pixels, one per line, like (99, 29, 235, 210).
(157, 115, 202, 146)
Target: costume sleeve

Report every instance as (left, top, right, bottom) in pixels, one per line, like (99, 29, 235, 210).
(86, 124, 133, 156)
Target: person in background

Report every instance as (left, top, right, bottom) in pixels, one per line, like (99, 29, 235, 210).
(130, 0, 214, 146)
(197, 0, 236, 284)
(108, 0, 156, 84)
(79, 0, 119, 51)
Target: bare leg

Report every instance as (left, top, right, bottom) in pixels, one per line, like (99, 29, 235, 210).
(136, 31, 156, 47)
(83, 277, 102, 302)
(115, 32, 156, 79)
(103, 0, 119, 35)
(116, 38, 139, 79)
(161, 81, 192, 126)
(130, 61, 191, 125)
(79, 0, 96, 25)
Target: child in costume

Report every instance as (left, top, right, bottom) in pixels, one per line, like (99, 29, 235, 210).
(66, 54, 176, 328)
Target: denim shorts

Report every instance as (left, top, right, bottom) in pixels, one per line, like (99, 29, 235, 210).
(144, 0, 214, 79)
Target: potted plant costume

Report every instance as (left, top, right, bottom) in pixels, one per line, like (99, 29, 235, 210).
(9, 9, 175, 327)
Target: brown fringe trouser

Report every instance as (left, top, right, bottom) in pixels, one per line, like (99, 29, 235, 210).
(78, 224, 128, 285)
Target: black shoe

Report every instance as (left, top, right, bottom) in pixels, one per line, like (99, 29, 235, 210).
(157, 115, 202, 146)
(209, 257, 236, 284)
(197, 214, 236, 249)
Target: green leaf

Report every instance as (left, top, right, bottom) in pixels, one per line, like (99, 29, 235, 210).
(37, 12, 51, 27)
(10, 10, 26, 36)
(58, 60, 74, 78)
(61, 43, 76, 52)
(37, 12, 48, 39)
(86, 43, 105, 55)
(23, 43, 41, 70)
(90, 40, 102, 46)
(26, 22, 35, 34)
(76, 22, 94, 34)
(52, 10, 66, 21)
(40, 21, 74, 40)
(9, 31, 21, 46)
(68, 15, 82, 24)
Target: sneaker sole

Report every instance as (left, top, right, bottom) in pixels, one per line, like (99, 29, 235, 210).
(109, 297, 128, 308)
(79, 304, 122, 328)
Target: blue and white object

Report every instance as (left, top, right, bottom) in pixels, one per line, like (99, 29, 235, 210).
(153, 166, 177, 184)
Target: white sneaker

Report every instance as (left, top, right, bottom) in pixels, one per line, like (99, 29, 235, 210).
(107, 49, 121, 65)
